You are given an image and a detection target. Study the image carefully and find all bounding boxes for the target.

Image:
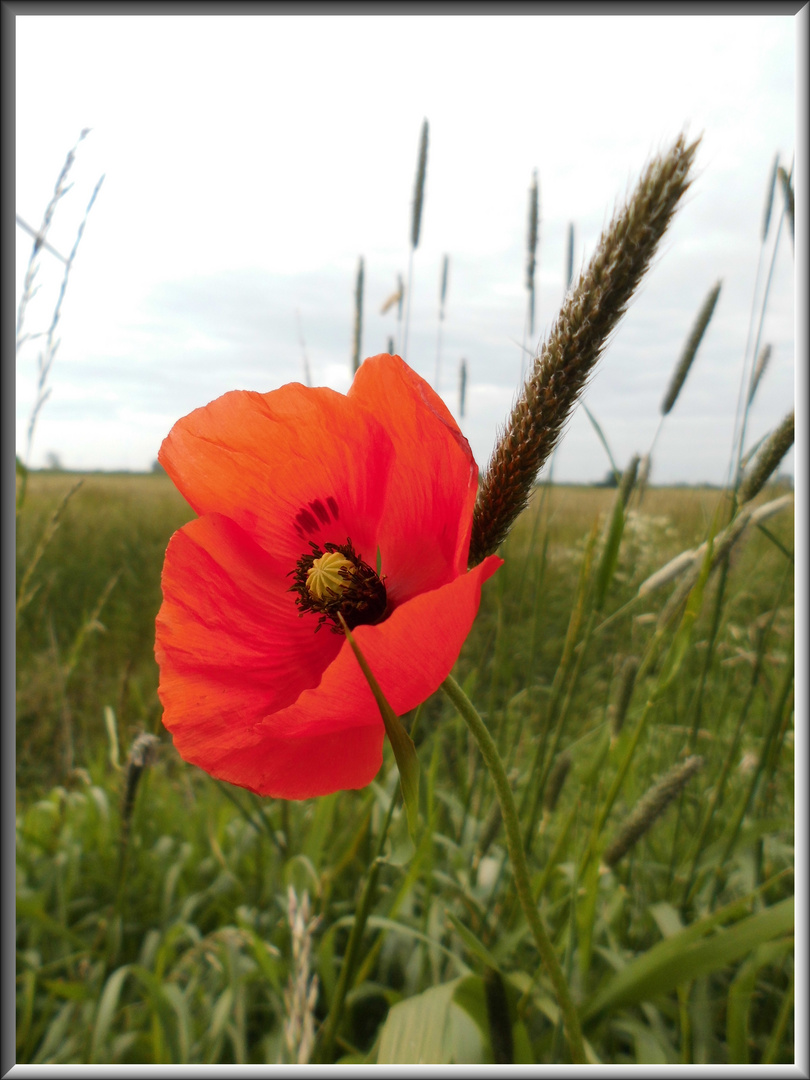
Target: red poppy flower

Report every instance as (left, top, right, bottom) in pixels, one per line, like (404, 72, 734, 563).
(155, 353, 501, 799)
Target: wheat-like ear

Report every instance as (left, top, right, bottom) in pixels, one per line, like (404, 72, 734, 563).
(738, 410, 795, 504)
(469, 134, 700, 567)
(603, 755, 704, 868)
(411, 119, 429, 250)
(747, 343, 772, 407)
(401, 120, 429, 362)
(660, 280, 722, 416)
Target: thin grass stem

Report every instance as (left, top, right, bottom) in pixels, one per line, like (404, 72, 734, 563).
(442, 673, 587, 1065)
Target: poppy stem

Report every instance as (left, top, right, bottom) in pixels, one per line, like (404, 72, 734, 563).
(441, 673, 587, 1065)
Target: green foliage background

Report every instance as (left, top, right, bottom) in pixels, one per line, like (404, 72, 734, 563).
(16, 471, 794, 1064)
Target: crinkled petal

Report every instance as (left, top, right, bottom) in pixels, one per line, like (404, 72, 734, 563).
(158, 383, 395, 567)
(170, 555, 501, 798)
(156, 513, 342, 745)
(350, 356, 479, 604)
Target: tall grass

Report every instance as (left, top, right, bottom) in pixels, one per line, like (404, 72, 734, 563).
(15, 131, 794, 1066)
(400, 119, 428, 363)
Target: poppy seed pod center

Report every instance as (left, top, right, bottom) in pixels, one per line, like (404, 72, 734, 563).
(290, 538, 388, 634)
(306, 551, 354, 600)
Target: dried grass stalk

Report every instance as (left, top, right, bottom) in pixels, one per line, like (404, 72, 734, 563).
(469, 134, 700, 566)
(283, 887, 320, 1065)
(661, 280, 721, 415)
(18, 132, 104, 479)
(738, 411, 795, 504)
(603, 755, 703, 867)
(16, 130, 90, 355)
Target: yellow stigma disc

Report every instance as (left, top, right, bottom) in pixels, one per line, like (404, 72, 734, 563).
(306, 551, 354, 600)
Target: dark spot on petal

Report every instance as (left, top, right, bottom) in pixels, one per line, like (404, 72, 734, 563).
(327, 496, 339, 519)
(295, 508, 318, 534)
(310, 499, 330, 524)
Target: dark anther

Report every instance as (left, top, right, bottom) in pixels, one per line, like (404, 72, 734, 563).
(289, 538, 387, 634)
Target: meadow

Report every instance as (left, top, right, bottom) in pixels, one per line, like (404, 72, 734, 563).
(15, 468, 794, 1064)
(15, 129, 794, 1066)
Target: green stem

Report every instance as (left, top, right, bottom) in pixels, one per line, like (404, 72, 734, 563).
(442, 674, 587, 1064)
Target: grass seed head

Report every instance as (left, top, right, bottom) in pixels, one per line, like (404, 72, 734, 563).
(121, 733, 160, 833)
(661, 280, 721, 416)
(469, 134, 700, 566)
(603, 755, 704, 867)
(748, 343, 772, 407)
(284, 886, 320, 1065)
(778, 165, 794, 242)
(411, 119, 429, 250)
(739, 410, 795, 504)
(526, 170, 539, 292)
(352, 256, 364, 374)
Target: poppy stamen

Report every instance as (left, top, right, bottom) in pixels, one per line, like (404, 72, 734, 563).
(290, 538, 387, 634)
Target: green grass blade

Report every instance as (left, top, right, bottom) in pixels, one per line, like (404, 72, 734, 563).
(582, 404, 619, 480)
(91, 965, 132, 1063)
(583, 897, 793, 1021)
(726, 940, 793, 1063)
(445, 910, 501, 971)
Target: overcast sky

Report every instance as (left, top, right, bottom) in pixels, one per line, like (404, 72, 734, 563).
(15, 12, 797, 485)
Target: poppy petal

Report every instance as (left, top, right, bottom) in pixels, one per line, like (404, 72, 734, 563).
(350, 356, 478, 604)
(156, 512, 343, 748)
(174, 554, 502, 798)
(158, 383, 395, 567)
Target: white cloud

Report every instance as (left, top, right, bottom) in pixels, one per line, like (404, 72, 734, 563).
(15, 12, 796, 483)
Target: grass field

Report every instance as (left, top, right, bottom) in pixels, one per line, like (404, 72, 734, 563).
(15, 468, 794, 1065)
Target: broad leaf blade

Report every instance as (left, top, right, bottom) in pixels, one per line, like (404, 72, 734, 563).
(377, 978, 483, 1064)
